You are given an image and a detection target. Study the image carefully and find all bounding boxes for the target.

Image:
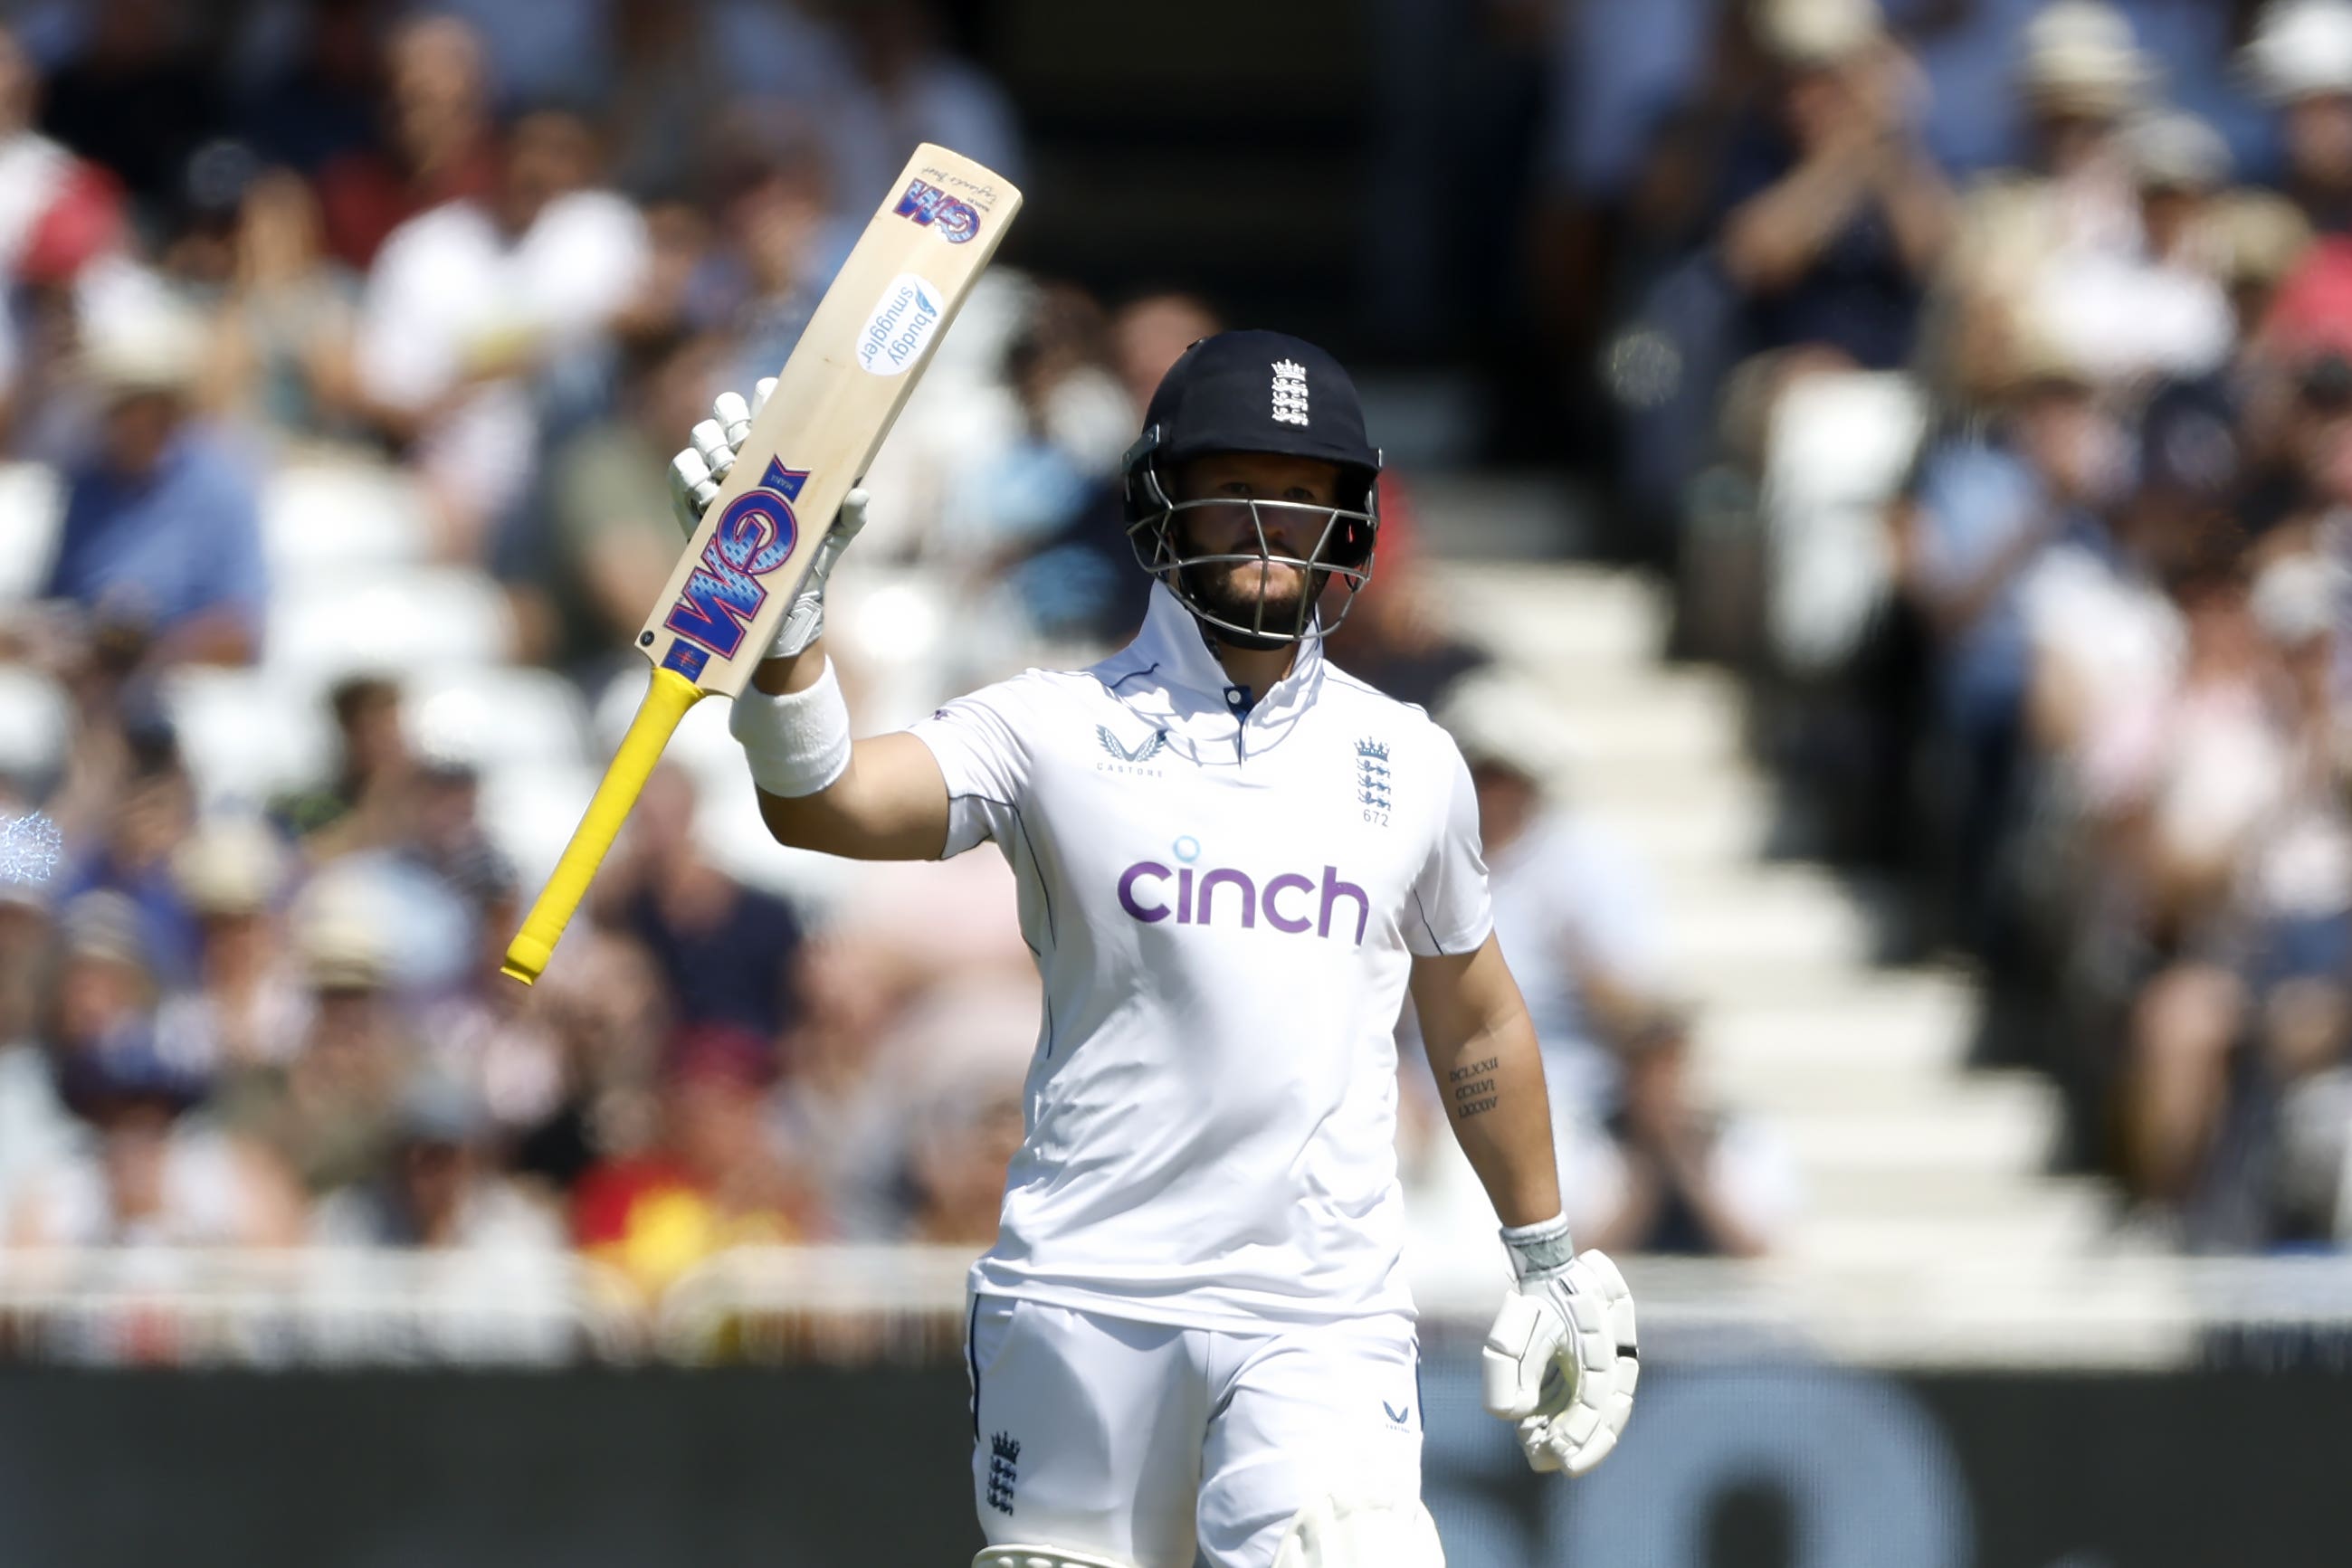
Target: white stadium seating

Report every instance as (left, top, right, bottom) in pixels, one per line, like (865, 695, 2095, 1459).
(401, 665, 590, 774)
(159, 666, 336, 811)
(259, 462, 432, 590)
(265, 568, 515, 688)
(0, 463, 62, 606)
(0, 660, 70, 781)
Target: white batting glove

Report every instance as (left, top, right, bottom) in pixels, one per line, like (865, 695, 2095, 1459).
(666, 378, 868, 660)
(1481, 1215, 1638, 1477)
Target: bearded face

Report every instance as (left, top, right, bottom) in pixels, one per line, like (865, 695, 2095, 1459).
(1167, 451, 1349, 644)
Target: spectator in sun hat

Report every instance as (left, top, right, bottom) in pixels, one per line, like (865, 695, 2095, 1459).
(48, 889, 159, 1061)
(1939, 3, 2157, 352)
(39, 276, 267, 670)
(152, 817, 307, 1079)
(258, 895, 413, 1195)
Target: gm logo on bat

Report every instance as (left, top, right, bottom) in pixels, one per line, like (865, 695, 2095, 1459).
(893, 177, 979, 242)
(661, 456, 809, 672)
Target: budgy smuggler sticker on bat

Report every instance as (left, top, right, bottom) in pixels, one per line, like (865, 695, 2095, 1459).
(858, 273, 946, 375)
(659, 455, 809, 680)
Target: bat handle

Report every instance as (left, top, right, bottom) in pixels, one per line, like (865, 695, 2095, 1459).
(500, 667, 707, 985)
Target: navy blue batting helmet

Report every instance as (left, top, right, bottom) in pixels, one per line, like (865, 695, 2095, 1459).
(1120, 329, 1384, 645)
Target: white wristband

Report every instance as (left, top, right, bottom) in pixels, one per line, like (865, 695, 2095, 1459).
(728, 658, 852, 798)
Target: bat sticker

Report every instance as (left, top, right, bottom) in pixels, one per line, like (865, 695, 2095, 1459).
(858, 273, 947, 375)
(662, 456, 810, 659)
(893, 177, 980, 242)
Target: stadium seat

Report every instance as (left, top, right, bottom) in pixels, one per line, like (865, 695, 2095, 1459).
(402, 666, 591, 774)
(1761, 370, 1925, 678)
(159, 666, 336, 810)
(260, 462, 432, 589)
(0, 463, 62, 606)
(265, 569, 516, 687)
(0, 660, 71, 782)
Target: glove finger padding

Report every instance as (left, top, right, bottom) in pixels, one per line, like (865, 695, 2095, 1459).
(690, 414, 737, 482)
(670, 447, 718, 533)
(1480, 1289, 1565, 1422)
(714, 389, 754, 451)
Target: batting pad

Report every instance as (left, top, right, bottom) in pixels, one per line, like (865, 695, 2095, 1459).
(1271, 1493, 1446, 1568)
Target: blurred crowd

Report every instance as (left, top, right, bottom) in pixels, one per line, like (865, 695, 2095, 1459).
(1556, 0, 2352, 1250)
(0, 0, 1766, 1307)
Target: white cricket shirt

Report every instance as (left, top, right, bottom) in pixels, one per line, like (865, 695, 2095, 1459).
(909, 582, 1493, 1329)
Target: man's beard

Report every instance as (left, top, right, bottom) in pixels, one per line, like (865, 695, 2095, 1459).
(1176, 556, 1314, 646)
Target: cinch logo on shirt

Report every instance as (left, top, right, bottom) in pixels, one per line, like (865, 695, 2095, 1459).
(1116, 859, 1369, 945)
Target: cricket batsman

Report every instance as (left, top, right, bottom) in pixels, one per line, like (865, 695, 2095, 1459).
(668, 329, 1638, 1567)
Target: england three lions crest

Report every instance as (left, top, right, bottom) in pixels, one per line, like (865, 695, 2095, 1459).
(1356, 737, 1391, 825)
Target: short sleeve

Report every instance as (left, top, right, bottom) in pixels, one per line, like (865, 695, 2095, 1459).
(907, 678, 1035, 860)
(1405, 735, 1493, 957)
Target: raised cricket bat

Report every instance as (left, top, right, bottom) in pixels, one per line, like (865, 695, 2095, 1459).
(500, 144, 1022, 984)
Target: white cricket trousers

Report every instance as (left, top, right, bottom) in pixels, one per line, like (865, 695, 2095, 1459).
(965, 1294, 1425, 1568)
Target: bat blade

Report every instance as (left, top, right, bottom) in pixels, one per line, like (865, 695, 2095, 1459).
(643, 143, 1022, 695)
(501, 144, 1022, 984)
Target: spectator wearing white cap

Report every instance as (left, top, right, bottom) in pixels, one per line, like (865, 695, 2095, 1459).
(2245, 0, 2352, 233)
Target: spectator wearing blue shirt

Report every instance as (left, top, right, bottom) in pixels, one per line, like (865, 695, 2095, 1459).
(43, 288, 267, 669)
(1891, 339, 2124, 941)
(1717, 1, 1957, 374)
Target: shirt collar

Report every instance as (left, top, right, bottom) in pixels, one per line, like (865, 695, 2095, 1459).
(1101, 582, 1327, 741)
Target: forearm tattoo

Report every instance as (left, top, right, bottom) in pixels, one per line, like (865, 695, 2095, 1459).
(1447, 1055, 1500, 1121)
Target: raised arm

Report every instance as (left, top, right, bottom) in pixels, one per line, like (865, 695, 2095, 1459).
(671, 384, 950, 861)
(738, 639, 951, 860)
